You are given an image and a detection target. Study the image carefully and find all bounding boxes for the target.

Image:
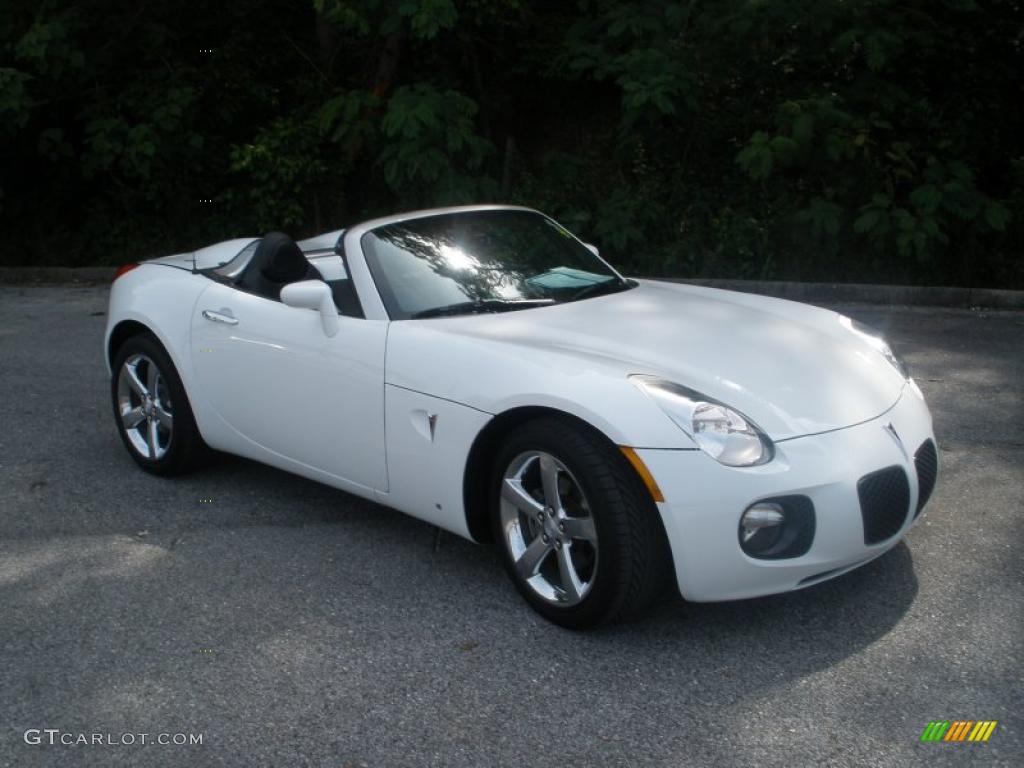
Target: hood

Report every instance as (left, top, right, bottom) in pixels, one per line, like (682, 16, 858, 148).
(419, 280, 906, 440)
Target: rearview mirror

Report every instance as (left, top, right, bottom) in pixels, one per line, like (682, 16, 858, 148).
(583, 243, 599, 257)
(280, 280, 339, 337)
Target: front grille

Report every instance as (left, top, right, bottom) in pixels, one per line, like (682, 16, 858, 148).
(858, 466, 911, 544)
(913, 439, 938, 517)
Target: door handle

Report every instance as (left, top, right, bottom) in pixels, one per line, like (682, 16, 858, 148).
(202, 309, 239, 325)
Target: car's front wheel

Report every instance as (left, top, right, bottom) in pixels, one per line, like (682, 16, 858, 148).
(111, 333, 206, 476)
(491, 416, 672, 628)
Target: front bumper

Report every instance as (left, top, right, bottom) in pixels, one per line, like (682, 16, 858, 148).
(640, 382, 936, 602)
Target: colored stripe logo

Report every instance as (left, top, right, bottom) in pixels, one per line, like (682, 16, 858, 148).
(921, 721, 997, 742)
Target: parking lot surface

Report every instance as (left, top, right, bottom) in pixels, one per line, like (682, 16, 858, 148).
(1, 285, 1021, 767)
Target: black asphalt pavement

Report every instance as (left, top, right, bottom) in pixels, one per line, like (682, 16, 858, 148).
(0, 285, 1021, 767)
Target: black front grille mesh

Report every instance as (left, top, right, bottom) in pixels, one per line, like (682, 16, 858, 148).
(858, 466, 911, 544)
(914, 439, 938, 517)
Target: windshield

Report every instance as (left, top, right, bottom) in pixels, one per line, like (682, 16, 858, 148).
(360, 209, 632, 319)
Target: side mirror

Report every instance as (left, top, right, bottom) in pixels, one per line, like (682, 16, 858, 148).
(583, 243, 599, 257)
(280, 279, 339, 337)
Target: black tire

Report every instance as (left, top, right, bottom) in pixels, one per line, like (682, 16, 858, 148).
(490, 416, 673, 629)
(110, 332, 208, 476)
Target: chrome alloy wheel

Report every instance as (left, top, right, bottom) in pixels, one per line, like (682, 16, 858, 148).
(116, 353, 174, 460)
(499, 451, 599, 606)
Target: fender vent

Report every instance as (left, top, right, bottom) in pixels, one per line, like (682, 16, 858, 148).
(858, 466, 911, 545)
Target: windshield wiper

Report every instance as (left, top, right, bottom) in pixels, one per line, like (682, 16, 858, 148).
(569, 278, 634, 302)
(411, 298, 555, 319)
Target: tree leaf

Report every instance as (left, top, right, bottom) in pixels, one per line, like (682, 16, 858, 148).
(910, 184, 941, 213)
(983, 201, 1010, 231)
(854, 209, 880, 234)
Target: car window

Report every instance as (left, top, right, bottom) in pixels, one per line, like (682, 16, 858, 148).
(360, 209, 631, 320)
(307, 252, 363, 318)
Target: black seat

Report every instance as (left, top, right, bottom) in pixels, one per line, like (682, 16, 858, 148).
(238, 232, 321, 300)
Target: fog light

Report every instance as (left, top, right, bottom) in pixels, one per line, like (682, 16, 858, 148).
(739, 496, 816, 559)
(740, 503, 785, 553)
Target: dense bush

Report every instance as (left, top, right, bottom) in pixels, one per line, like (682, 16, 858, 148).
(2, 0, 1021, 287)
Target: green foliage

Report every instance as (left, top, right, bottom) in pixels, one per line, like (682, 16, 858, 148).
(315, 0, 458, 39)
(82, 86, 200, 184)
(318, 89, 378, 150)
(229, 116, 329, 229)
(379, 84, 495, 203)
(558, 0, 1021, 284)
(564, 3, 698, 131)
(797, 198, 843, 240)
(0, 67, 32, 128)
(0, 0, 1020, 287)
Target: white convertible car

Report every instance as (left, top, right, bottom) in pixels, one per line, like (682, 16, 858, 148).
(105, 205, 937, 628)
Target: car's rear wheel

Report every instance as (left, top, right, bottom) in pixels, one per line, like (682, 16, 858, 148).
(491, 416, 672, 628)
(111, 333, 206, 476)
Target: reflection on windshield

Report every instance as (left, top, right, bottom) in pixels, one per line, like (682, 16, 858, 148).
(361, 209, 630, 319)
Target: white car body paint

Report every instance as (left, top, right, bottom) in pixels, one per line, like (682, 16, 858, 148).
(383, 279, 907, 441)
(189, 280, 388, 494)
(384, 384, 491, 536)
(105, 205, 936, 601)
(641, 382, 933, 600)
(149, 237, 260, 271)
(296, 228, 345, 252)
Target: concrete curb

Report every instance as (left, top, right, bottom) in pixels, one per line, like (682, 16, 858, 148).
(655, 278, 1024, 309)
(0, 267, 117, 285)
(1, 267, 1021, 309)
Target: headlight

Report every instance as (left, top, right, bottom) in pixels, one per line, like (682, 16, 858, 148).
(838, 315, 910, 379)
(630, 375, 774, 467)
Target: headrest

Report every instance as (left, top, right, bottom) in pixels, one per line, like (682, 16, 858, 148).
(255, 232, 308, 283)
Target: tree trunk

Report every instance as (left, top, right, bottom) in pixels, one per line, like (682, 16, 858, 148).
(314, 10, 338, 75)
(373, 30, 405, 98)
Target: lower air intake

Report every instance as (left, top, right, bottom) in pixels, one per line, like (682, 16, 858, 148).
(858, 466, 911, 545)
(914, 439, 938, 517)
